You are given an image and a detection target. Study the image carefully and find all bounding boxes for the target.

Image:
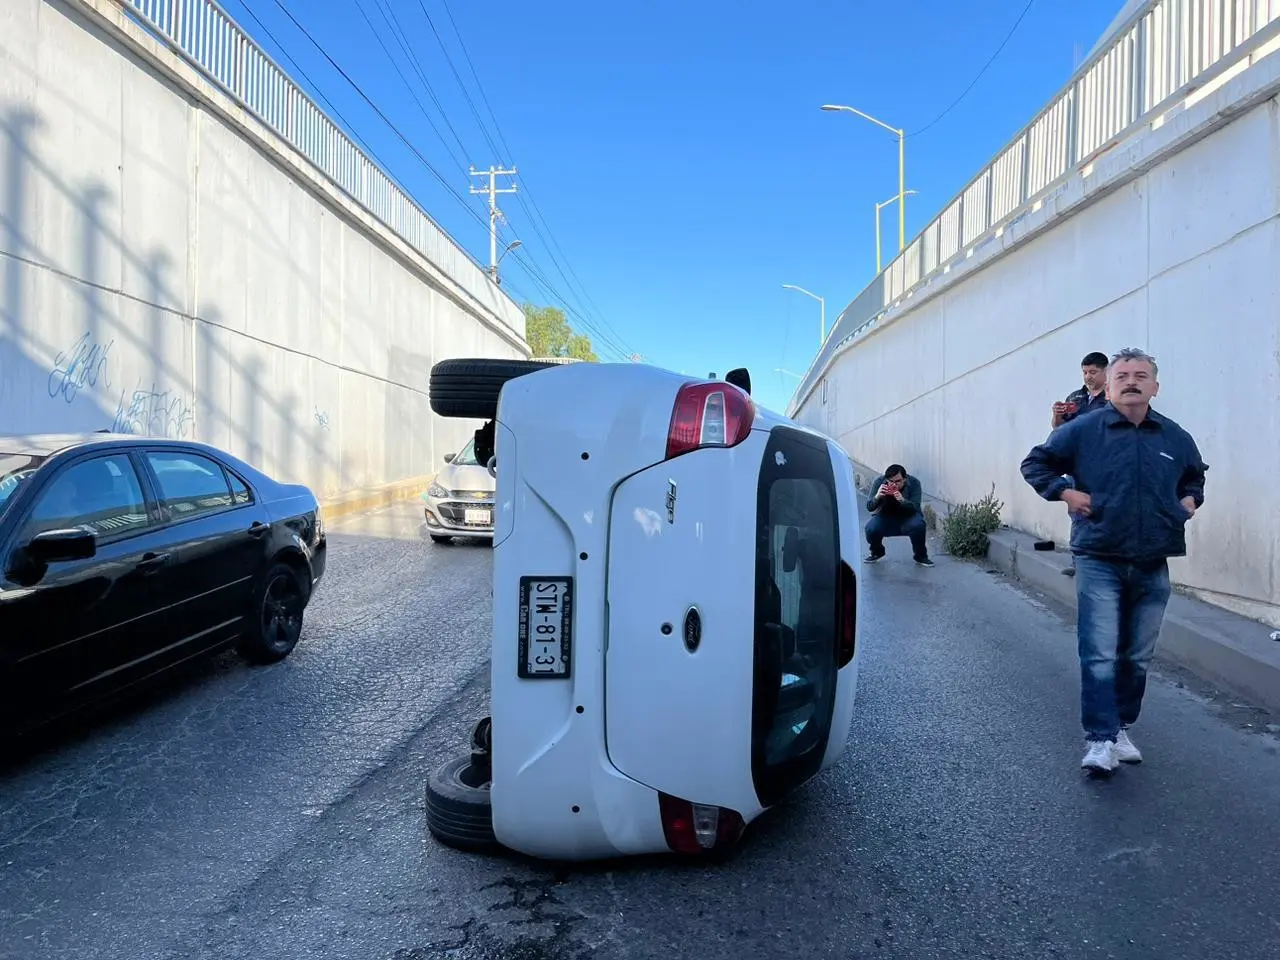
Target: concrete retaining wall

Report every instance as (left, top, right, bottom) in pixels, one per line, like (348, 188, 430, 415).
(0, 0, 527, 500)
(795, 49, 1280, 627)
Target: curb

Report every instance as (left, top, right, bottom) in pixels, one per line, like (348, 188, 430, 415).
(986, 528, 1280, 715)
(320, 474, 435, 523)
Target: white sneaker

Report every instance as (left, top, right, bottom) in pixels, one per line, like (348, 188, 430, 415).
(1081, 740, 1117, 773)
(1114, 729, 1143, 764)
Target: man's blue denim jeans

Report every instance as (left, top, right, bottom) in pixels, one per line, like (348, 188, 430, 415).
(1074, 556, 1172, 742)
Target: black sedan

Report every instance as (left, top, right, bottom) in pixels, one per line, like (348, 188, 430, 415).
(0, 434, 327, 739)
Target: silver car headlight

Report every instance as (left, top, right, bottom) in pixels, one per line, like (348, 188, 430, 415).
(427, 482, 448, 499)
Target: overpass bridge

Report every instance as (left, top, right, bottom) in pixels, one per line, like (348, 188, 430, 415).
(0, 0, 527, 503)
(789, 0, 1280, 627)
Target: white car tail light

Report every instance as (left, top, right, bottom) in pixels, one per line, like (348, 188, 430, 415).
(665, 381, 756, 460)
(658, 792, 746, 854)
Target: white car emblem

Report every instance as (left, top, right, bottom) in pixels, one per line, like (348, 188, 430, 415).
(775, 451, 788, 467)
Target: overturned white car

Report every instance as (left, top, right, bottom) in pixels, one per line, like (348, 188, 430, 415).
(425, 358, 862, 861)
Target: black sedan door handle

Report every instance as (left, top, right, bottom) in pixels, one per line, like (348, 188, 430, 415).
(248, 522, 269, 537)
(136, 552, 170, 573)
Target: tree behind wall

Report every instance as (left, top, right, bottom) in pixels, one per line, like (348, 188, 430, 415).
(523, 303, 599, 361)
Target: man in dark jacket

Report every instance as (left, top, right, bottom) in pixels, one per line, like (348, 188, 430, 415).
(1050, 350, 1111, 428)
(864, 463, 934, 567)
(1020, 348, 1207, 775)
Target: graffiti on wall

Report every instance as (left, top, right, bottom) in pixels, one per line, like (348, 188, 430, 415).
(111, 382, 197, 439)
(47, 331, 114, 404)
(43, 332, 196, 439)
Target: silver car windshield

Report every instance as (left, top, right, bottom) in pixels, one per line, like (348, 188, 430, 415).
(0, 452, 48, 520)
(452, 438, 481, 466)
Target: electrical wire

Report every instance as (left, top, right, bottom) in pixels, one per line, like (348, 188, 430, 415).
(366, 0, 473, 166)
(349, 0, 470, 177)
(233, 2, 407, 178)
(250, 0, 637, 360)
(508, 249, 633, 359)
(354, 1, 634, 358)
(423, 0, 641, 359)
(907, 0, 1037, 138)
(253, 0, 499, 241)
(412, 0, 506, 164)
(438, 0, 516, 164)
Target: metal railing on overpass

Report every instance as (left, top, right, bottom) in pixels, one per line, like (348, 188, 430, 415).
(118, 0, 506, 317)
(789, 0, 1280, 416)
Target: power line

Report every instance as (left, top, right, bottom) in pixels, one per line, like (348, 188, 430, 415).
(366, 0, 472, 165)
(411, 0, 506, 164)
(425, 2, 640, 358)
(438, 0, 516, 163)
(506, 249, 633, 359)
(260, 0, 498, 239)
(249, 0, 631, 359)
(234, 1, 403, 172)
(908, 0, 1037, 138)
(383, 6, 638, 356)
(516, 263, 632, 359)
(349, 0, 469, 177)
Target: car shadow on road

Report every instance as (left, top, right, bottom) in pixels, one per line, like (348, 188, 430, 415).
(0, 646, 245, 773)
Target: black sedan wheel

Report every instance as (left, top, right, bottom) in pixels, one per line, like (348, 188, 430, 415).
(238, 562, 307, 664)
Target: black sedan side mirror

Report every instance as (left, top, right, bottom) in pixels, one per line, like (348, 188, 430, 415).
(27, 527, 97, 563)
(443, 453, 456, 464)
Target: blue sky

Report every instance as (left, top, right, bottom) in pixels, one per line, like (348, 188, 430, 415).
(220, 0, 1122, 414)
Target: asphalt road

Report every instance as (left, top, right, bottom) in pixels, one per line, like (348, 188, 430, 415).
(2, 501, 1278, 960)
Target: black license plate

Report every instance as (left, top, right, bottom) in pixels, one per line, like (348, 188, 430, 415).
(518, 576, 572, 679)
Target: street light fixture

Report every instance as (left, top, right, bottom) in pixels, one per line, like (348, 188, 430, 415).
(875, 190, 917, 273)
(822, 103, 907, 253)
(782, 284, 826, 345)
(491, 239, 522, 285)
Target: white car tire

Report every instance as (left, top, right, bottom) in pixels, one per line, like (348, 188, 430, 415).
(428, 358, 560, 420)
(425, 754, 496, 853)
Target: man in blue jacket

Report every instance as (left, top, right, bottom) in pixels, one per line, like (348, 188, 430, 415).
(1020, 348, 1208, 775)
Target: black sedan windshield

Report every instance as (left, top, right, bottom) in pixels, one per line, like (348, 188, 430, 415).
(0, 453, 47, 519)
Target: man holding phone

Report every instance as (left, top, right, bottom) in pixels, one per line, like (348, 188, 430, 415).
(864, 464, 934, 567)
(1053, 350, 1111, 578)
(1051, 351, 1111, 428)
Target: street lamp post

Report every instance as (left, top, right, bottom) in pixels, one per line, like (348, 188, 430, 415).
(822, 104, 907, 252)
(492, 239, 522, 285)
(782, 284, 826, 345)
(875, 190, 917, 273)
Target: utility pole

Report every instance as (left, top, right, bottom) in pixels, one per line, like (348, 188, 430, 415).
(470, 165, 518, 283)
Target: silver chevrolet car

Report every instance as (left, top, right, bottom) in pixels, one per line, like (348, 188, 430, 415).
(423, 437, 496, 544)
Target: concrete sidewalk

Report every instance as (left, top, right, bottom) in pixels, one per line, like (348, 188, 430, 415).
(844, 457, 1280, 716)
(320, 473, 434, 523)
(987, 528, 1280, 715)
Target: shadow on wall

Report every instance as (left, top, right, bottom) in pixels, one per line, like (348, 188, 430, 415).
(0, 99, 322, 488)
(1, 108, 116, 432)
(386, 345, 436, 483)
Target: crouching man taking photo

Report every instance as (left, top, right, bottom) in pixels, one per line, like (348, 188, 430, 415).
(864, 464, 934, 567)
(1020, 348, 1208, 775)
